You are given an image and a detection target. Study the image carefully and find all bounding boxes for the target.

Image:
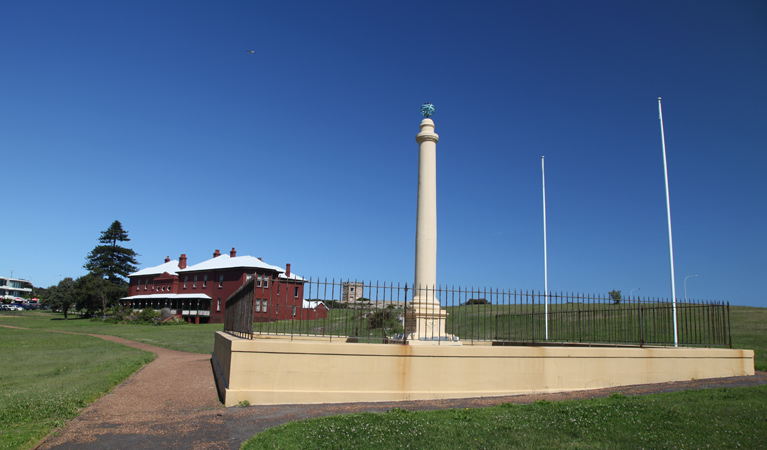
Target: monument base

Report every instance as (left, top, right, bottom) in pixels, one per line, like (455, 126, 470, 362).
(212, 332, 755, 406)
(404, 299, 459, 344)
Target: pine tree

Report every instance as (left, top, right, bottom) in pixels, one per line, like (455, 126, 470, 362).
(84, 220, 139, 283)
(82, 221, 139, 314)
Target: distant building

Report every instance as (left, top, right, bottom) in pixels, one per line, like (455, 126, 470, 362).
(342, 281, 364, 303)
(121, 248, 326, 324)
(0, 277, 32, 301)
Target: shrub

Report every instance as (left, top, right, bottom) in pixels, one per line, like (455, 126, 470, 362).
(466, 298, 490, 305)
(100, 305, 134, 323)
(323, 300, 348, 309)
(159, 316, 186, 326)
(134, 308, 160, 325)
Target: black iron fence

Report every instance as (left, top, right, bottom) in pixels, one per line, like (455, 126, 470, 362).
(224, 277, 255, 339)
(223, 278, 731, 348)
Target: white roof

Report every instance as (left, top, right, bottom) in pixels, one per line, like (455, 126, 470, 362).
(279, 272, 305, 281)
(120, 293, 212, 300)
(129, 260, 181, 277)
(303, 300, 327, 309)
(178, 254, 284, 274)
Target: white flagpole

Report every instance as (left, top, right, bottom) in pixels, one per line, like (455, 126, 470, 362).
(542, 156, 549, 340)
(658, 97, 678, 347)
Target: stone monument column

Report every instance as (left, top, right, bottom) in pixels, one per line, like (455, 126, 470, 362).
(406, 103, 455, 343)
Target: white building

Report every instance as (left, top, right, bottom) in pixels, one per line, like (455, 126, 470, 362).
(1, 277, 33, 301)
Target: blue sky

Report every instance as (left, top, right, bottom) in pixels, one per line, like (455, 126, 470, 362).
(1, 1, 765, 306)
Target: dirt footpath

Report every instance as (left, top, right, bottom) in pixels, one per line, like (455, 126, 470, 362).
(33, 333, 767, 450)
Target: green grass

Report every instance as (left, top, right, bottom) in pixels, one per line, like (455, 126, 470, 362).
(242, 386, 767, 450)
(241, 305, 767, 449)
(1, 306, 764, 449)
(1, 310, 223, 354)
(250, 301, 733, 347)
(2, 306, 763, 364)
(729, 306, 767, 371)
(0, 326, 155, 450)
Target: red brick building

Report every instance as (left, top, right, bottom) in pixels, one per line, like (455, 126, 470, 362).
(122, 248, 326, 324)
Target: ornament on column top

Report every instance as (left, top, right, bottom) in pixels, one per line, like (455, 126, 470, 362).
(420, 103, 435, 118)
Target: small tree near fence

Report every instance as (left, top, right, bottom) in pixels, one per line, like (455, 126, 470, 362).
(609, 290, 622, 305)
(367, 307, 403, 336)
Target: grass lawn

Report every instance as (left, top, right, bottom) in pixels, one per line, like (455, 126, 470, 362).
(241, 304, 766, 449)
(0, 305, 764, 450)
(242, 386, 767, 449)
(0, 326, 154, 450)
(0, 310, 222, 354)
(729, 306, 767, 371)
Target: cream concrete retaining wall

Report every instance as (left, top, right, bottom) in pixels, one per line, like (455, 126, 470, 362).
(211, 332, 755, 407)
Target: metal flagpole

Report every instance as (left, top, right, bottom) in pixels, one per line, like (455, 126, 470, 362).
(657, 97, 678, 347)
(542, 156, 549, 340)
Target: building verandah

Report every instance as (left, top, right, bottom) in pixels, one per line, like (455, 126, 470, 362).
(121, 293, 212, 323)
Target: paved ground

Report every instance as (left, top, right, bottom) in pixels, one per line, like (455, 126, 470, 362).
(29, 332, 767, 450)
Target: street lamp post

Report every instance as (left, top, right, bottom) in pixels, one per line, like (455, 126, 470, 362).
(629, 288, 641, 298)
(684, 275, 698, 303)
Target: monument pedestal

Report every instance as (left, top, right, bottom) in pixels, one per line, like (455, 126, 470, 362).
(405, 296, 459, 345)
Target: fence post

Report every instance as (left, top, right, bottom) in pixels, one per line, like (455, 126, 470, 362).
(638, 299, 644, 347)
(577, 295, 582, 343)
(726, 302, 732, 348)
(531, 291, 536, 344)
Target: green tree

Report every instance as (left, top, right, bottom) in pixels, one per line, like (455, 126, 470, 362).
(84, 221, 139, 283)
(82, 221, 139, 314)
(609, 289, 622, 305)
(30, 285, 47, 300)
(367, 307, 403, 336)
(75, 273, 126, 316)
(42, 278, 76, 319)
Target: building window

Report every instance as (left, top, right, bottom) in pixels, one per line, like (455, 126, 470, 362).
(294, 286, 299, 298)
(136, 281, 140, 291)
(184, 276, 188, 289)
(263, 276, 269, 288)
(203, 275, 207, 288)
(256, 275, 262, 288)
(292, 306, 296, 317)
(144, 279, 148, 290)
(262, 299, 268, 313)
(217, 298, 221, 312)
(193, 275, 197, 288)
(255, 298, 261, 312)
(219, 275, 224, 288)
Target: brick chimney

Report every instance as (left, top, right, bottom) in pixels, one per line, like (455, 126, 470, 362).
(179, 254, 187, 269)
(230, 247, 236, 257)
(213, 249, 221, 258)
(258, 257, 263, 261)
(165, 256, 170, 263)
(286, 263, 291, 277)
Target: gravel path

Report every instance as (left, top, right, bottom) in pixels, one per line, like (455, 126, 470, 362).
(29, 332, 767, 450)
